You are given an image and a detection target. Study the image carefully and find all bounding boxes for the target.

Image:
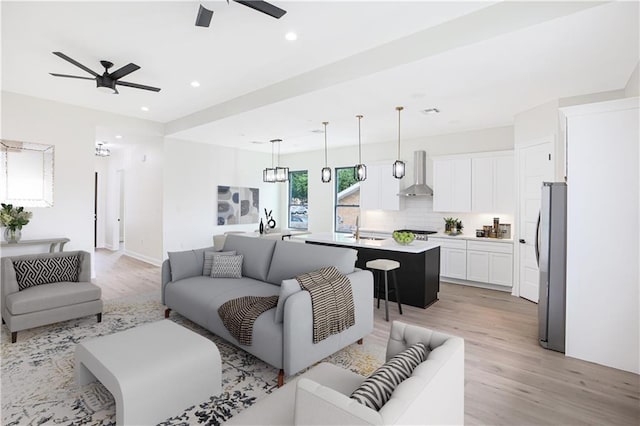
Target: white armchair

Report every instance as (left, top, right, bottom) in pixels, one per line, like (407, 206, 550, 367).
(225, 321, 465, 426)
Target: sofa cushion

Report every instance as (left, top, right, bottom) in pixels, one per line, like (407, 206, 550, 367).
(211, 254, 243, 278)
(168, 246, 215, 282)
(203, 250, 236, 276)
(6, 281, 101, 315)
(222, 235, 277, 281)
(13, 256, 80, 290)
(274, 278, 303, 323)
(266, 241, 357, 285)
(350, 342, 428, 410)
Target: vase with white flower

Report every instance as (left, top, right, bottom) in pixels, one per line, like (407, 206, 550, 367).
(1, 203, 33, 242)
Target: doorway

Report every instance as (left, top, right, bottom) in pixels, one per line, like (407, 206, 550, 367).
(516, 140, 554, 302)
(117, 169, 125, 248)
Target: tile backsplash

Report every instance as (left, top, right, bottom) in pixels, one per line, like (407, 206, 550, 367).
(361, 197, 514, 236)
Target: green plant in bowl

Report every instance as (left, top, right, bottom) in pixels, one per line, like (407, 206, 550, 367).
(392, 231, 415, 245)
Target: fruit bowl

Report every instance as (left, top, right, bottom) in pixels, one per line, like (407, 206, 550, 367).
(392, 231, 415, 245)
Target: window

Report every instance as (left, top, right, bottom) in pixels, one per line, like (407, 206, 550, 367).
(288, 170, 308, 229)
(335, 167, 360, 233)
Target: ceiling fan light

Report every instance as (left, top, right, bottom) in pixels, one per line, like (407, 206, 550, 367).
(393, 160, 406, 179)
(97, 85, 116, 94)
(354, 164, 367, 182)
(321, 167, 332, 183)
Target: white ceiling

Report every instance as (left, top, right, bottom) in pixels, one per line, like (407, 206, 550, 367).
(2, 1, 639, 153)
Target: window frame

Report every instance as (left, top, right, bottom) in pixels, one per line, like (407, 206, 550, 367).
(288, 169, 308, 230)
(334, 166, 359, 233)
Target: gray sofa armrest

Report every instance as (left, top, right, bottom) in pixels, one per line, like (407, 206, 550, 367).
(282, 269, 374, 375)
(77, 251, 91, 282)
(161, 259, 172, 305)
(1, 258, 20, 320)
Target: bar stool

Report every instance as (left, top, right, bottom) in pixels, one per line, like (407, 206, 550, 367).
(366, 259, 403, 321)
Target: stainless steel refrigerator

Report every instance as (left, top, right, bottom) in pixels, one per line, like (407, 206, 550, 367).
(538, 182, 567, 353)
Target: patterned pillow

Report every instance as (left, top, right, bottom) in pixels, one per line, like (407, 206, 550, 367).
(13, 256, 80, 291)
(350, 342, 428, 410)
(210, 254, 243, 278)
(203, 250, 236, 276)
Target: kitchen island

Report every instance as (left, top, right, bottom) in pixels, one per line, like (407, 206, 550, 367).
(299, 233, 441, 309)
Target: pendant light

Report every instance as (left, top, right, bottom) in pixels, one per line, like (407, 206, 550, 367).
(274, 139, 289, 182)
(321, 121, 331, 183)
(95, 142, 111, 157)
(392, 106, 405, 179)
(353, 114, 366, 181)
(263, 139, 277, 183)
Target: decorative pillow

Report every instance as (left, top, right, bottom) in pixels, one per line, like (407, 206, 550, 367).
(13, 256, 80, 291)
(350, 342, 428, 410)
(210, 254, 244, 279)
(274, 278, 302, 323)
(203, 250, 236, 276)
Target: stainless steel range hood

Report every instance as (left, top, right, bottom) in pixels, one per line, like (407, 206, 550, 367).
(398, 150, 434, 197)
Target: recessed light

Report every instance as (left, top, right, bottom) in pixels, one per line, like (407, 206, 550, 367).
(141, 106, 149, 112)
(190, 81, 200, 88)
(285, 31, 297, 41)
(422, 108, 440, 115)
(115, 135, 122, 139)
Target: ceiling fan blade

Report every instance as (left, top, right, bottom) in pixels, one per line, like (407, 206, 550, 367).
(52, 51, 99, 77)
(233, 1, 286, 19)
(196, 4, 213, 27)
(116, 80, 161, 92)
(49, 73, 95, 80)
(109, 63, 140, 80)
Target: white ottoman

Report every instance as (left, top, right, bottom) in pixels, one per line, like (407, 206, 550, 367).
(75, 320, 221, 425)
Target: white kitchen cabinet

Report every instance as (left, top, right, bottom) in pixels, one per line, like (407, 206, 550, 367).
(466, 250, 489, 282)
(433, 158, 471, 212)
(489, 252, 513, 286)
(466, 240, 513, 287)
(360, 162, 400, 211)
(431, 238, 467, 279)
(471, 154, 515, 213)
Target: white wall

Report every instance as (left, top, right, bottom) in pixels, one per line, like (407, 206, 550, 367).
(281, 126, 514, 233)
(163, 138, 279, 256)
(563, 98, 639, 374)
(625, 62, 639, 97)
(1, 92, 164, 266)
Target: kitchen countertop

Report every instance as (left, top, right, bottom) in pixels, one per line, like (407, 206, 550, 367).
(430, 232, 514, 243)
(299, 232, 440, 254)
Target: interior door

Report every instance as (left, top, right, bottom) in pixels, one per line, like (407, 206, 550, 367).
(518, 141, 553, 302)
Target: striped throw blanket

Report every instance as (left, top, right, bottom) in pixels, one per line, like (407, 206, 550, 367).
(218, 295, 278, 345)
(295, 266, 355, 343)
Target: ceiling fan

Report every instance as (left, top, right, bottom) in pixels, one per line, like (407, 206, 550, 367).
(196, 0, 286, 27)
(49, 51, 161, 94)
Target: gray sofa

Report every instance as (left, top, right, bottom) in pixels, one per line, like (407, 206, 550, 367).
(162, 235, 374, 385)
(1, 250, 103, 343)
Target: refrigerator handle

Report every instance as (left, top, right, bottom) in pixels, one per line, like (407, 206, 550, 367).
(535, 211, 541, 266)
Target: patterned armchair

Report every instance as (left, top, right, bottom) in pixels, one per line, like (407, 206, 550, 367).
(1, 250, 102, 343)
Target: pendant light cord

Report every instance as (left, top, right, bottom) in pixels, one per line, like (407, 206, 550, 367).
(323, 122, 329, 167)
(357, 115, 363, 163)
(396, 106, 403, 159)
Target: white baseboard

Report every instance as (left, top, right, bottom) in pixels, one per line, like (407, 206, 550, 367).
(442, 277, 512, 293)
(123, 250, 162, 267)
(104, 244, 119, 251)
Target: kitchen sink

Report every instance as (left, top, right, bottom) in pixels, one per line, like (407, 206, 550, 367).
(358, 236, 386, 241)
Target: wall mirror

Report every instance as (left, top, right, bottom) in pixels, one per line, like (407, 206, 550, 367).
(0, 140, 54, 207)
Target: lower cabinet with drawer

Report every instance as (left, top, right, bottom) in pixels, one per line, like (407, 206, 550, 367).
(431, 237, 514, 288)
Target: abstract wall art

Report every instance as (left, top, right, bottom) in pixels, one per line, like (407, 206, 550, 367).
(217, 186, 259, 225)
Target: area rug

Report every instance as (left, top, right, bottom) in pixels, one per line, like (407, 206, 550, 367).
(1, 291, 385, 425)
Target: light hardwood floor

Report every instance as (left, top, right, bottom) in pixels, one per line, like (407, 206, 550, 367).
(94, 249, 640, 425)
